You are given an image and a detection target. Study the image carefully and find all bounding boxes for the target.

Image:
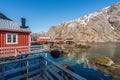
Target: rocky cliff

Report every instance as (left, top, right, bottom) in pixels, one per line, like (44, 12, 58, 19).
(47, 2, 120, 42)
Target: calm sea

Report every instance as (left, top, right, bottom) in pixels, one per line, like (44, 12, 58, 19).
(48, 42, 120, 80)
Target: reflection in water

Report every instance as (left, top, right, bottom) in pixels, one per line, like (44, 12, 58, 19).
(64, 42, 120, 64)
(48, 43, 120, 80)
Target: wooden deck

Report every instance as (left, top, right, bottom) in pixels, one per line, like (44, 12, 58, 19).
(0, 55, 86, 80)
(0, 45, 86, 80)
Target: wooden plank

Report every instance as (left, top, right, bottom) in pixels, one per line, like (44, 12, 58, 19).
(39, 76, 44, 80)
(0, 48, 48, 59)
(0, 54, 86, 80)
(8, 69, 40, 80)
(5, 63, 40, 76)
(47, 67, 63, 80)
(44, 70, 54, 80)
(0, 45, 43, 50)
(0, 56, 40, 65)
(43, 57, 86, 80)
(0, 46, 28, 50)
(0, 64, 5, 80)
(42, 73, 48, 80)
(5, 64, 16, 70)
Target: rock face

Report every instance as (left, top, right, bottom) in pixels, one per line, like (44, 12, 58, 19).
(48, 2, 120, 42)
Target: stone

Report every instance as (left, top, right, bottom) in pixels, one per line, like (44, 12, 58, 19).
(89, 57, 120, 79)
(89, 57, 114, 67)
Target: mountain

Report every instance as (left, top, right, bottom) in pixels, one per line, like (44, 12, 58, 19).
(47, 2, 120, 42)
(31, 32, 48, 38)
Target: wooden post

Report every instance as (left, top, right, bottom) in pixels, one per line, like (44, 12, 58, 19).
(0, 64, 5, 80)
(40, 57, 44, 76)
(45, 53, 47, 66)
(26, 59, 29, 80)
(20, 55, 28, 80)
(20, 56, 24, 80)
(15, 49, 17, 57)
(24, 55, 28, 80)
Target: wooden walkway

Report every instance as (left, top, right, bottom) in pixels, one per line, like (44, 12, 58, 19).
(0, 45, 86, 80)
(0, 46, 86, 80)
(0, 55, 86, 80)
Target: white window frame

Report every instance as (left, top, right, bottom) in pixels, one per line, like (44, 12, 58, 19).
(6, 33, 18, 44)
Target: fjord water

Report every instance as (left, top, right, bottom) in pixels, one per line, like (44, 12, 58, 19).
(67, 42, 120, 64)
(49, 42, 120, 80)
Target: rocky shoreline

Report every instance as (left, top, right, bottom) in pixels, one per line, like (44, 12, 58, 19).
(89, 57, 120, 80)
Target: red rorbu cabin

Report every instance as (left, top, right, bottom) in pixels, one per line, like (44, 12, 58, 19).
(65, 38, 74, 44)
(31, 36, 37, 43)
(37, 37, 50, 43)
(0, 13, 31, 54)
(54, 38, 63, 44)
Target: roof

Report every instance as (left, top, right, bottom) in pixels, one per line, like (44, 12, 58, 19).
(0, 13, 12, 20)
(0, 19, 31, 32)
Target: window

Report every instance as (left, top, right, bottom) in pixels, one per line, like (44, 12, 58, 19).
(13, 35, 17, 42)
(7, 34, 12, 42)
(6, 33, 18, 44)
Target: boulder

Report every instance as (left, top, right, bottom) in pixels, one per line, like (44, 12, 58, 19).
(108, 64, 120, 79)
(50, 49, 61, 58)
(75, 43, 91, 49)
(89, 57, 120, 79)
(90, 57, 114, 67)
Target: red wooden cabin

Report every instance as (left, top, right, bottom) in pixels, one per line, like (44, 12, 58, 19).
(0, 16, 31, 54)
(37, 37, 50, 43)
(65, 38, 74, 44)
(54, 38, 63, 44)
(31, 36, 37, 43)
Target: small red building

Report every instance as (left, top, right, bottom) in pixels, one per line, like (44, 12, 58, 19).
(54, 38, 63, 44)
(0, 16, 31, 54)
(31, 36, 37, 43)
(37, 37, 50, 43)
(65, 38, 74, 44)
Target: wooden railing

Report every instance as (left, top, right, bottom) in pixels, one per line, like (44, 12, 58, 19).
(43, 57, 86, 80)
(0, 55, 86, 80)
(0, 46, 29, 54)
(0, 45, 49, 58)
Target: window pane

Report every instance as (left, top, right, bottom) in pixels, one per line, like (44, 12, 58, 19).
(13, 35, 16, 42)
(7, 34, 11, 42)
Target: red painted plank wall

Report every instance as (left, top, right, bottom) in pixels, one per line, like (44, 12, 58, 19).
(0, 30, 30, 54)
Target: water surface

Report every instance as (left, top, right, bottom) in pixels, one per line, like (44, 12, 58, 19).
(65, 42, 120, 64)
(49, 42, 120, 80)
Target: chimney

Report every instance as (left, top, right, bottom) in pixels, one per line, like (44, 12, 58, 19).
(20, 18, 29, 28)
(21, 18, 26, 27)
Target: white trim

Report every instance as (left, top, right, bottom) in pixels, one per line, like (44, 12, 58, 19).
(6, 33, 18, 44)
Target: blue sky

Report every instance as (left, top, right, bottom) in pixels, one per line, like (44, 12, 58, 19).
(0, 0, 119, 33)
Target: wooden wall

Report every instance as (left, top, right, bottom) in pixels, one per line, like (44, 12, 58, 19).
(0, 30, 30, 54)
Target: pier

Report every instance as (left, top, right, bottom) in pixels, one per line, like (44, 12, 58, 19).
(0, 45, 86, 80)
